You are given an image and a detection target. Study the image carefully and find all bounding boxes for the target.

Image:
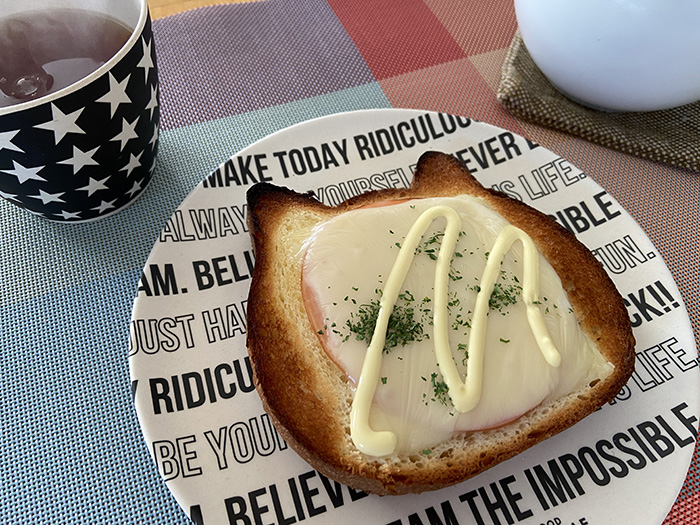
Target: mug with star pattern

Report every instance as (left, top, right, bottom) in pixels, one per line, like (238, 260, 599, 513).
(0, 0, 159, 222)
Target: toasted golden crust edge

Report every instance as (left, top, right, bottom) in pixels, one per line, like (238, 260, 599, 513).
(245, 151, 636, 495)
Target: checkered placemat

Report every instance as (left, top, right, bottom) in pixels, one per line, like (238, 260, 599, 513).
(1, 1, 697, 523)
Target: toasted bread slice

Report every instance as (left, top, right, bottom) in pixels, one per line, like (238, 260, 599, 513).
(245, 151, 635, 495)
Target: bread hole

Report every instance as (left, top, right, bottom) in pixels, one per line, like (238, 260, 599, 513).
(589, 378, 601, 388)
(527, 430, 544, 440)
(481, 456, 495, 468)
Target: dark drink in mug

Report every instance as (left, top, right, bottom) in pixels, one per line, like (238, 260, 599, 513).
(0, 9, 132, 107)
(0, 0, 159, 222)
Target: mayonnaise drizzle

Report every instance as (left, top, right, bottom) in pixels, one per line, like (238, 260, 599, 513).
(349, 205, 562, 456)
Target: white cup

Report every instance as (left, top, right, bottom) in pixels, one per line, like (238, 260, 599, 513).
(514, 0, 700, 112)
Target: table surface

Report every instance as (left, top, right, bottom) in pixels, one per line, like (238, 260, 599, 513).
(2, 0, 698, 523)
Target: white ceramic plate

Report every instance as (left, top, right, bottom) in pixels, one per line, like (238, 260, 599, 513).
(130, 109, 698, 525)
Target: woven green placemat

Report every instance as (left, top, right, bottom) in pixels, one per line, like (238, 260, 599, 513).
(497, 32, 700, 172)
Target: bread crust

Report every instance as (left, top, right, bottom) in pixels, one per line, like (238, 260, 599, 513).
(246, 151, 635, 495)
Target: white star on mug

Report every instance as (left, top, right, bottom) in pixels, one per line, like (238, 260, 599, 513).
(121, 151, 143, 176)
(146, 85, 158, 120)
(126, 179, 143, 198)
(137, 37, 155, 79)
(77, 176, 110, 196)
(111, 116, 140, 151)
(34, 103, 85, 145)
(0, 159, 46, 184)
(28, 189, 66, 205)
(0, 189, 21, 202)
(56, 210, 82, 220)
(91, 199, 117, 213)
(0, 129, 24, 153)
(148, 155, 157, 174)
(148, 124, 159, 150)
(96, 73, 132, 118)
(58, 145, 100, 175)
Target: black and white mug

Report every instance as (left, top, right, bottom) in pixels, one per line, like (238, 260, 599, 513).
(0, 0, 159, 222)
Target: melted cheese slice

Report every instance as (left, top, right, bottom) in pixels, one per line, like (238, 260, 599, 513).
(301, 196, 613, 456)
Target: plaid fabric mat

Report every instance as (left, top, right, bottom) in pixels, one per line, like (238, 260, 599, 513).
(1, 1, 697, 523)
